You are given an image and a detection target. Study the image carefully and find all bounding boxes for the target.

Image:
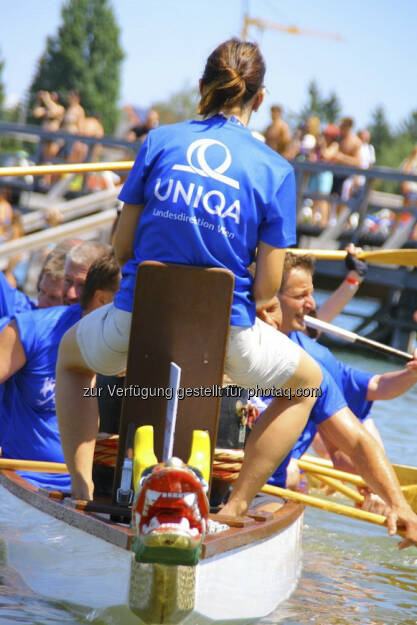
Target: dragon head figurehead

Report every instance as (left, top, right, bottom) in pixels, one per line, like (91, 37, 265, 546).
(131, 457, 209, 566)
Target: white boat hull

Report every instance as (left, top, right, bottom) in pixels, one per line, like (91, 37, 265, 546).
(0, 479, 303, 624)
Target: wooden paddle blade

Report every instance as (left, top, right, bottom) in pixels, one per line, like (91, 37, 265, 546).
(401, 485, 417, 513)
(359, 249, 417, 266)
(392, 464, 417, 486)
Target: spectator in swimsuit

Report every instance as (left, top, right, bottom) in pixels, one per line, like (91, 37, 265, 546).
(264, 105, 292, 157)
(55, 38, 322, 508)
(0, 190, 13, 242)
(60, 90, 86, 161)
(71, 113, 105, 165)
(32, 90, 65, 161)
(401, 145, 417, 207)
(329, 118, 362, 216)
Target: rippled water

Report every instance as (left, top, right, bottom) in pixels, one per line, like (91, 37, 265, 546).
(0, 348, 416, 625)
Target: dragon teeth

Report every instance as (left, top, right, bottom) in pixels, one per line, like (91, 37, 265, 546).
(179, 517, 190, 530)
(183, 493, 196, 506)
(145, 489, 161, 504)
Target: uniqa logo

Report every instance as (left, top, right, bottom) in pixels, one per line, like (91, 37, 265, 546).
(172, 139, 240, 190)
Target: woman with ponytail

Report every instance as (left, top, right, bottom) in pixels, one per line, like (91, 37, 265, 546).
(56, 39, 322, 513)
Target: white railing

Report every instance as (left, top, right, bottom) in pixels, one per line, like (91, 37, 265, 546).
(0, 208, 117, 260)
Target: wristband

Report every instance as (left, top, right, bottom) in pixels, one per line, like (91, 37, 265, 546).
(345, 276, 360, 288)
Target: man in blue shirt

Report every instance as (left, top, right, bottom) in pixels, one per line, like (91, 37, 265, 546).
(276, 251, 417, 475)
(252, 365, 347, 488)
(0, 241, 109, 438)
(0, 252, 120, 491)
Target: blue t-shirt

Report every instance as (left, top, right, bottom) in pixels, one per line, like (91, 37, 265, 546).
(117, 115, 296, 326)
(266, 367, 347, 487)
(0, 316, 15, 439)
(0, 271, 35, 317)
(1, 304, 82, 491)
(290, 331, 373, 421)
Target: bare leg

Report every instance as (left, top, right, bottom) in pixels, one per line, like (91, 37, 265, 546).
(221, 351, 322, 517)
(56, 324, 98, 500)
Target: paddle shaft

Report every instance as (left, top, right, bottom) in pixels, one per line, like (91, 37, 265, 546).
(261, 484, 394, 530)
(0, 458, 68, 473)
(304, 315, 413, 361)
(312, 474, 365, 504)
(0, 161, 133, 177)
(296, 458, 366, 486)
(290, 248, 417, 267)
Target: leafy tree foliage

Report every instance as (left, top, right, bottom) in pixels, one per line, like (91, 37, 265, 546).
(297, 80, 342, 125)
(368, 105, 392, 159)
(28, 0, 123, 133)
(153, 85, 200, 125)
(399, 110, 417, 144)
(0, 50, 5, 115)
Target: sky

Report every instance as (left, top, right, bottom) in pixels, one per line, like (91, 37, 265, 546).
(1, 0, 417, 134)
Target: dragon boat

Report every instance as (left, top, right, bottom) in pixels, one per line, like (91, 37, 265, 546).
(0, 263, 305, 625)
(0, 457, 304, 625)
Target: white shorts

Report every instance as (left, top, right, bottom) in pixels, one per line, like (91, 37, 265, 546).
(76, 305, 300, 386)
(76, 303, 132, 376)
(225, 318, 301, 390)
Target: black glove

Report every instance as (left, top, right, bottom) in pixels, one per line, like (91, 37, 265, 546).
(345, 252, 368, 277)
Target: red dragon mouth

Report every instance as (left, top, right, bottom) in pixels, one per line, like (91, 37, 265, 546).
(131, 460, 209, 564)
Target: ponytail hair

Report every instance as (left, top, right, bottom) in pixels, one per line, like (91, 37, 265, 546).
(198, 39, 265, 116)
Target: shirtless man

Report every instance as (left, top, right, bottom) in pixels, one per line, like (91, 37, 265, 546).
(264, 105, 291, 157)
(73, 115, 105, 162)
(33, 91, 66, 161)
(61, 90, 85, 134)
(33, 91, 65, 133)
(330, 117, 362, 201)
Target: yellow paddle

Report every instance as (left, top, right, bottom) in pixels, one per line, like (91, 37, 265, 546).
(309, 473, 364, 504)
(301, 453, 417, 487)
(289, 248, 417, 267)
(296, 458, 366, 487)
(260, 483, 406, 535)
(0, 161, 134, 177)
(0, 458, 69, 473)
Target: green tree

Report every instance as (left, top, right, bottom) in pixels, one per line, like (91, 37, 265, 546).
(398, 110, 417, 144)
(28, 0, 124, 133)
(297, 80, 342, 125)
(0, 49, 5, 116)
(368, 105, 392, 161)
(153, 85, 200, 125)
(321, 91, 341, 124)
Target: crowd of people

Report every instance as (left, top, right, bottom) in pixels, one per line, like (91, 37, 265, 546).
(33, 89, 104, 164)
(0, 38, 417, 550)
(262, 105, 417, 241)
(263, 107, 376, 227)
